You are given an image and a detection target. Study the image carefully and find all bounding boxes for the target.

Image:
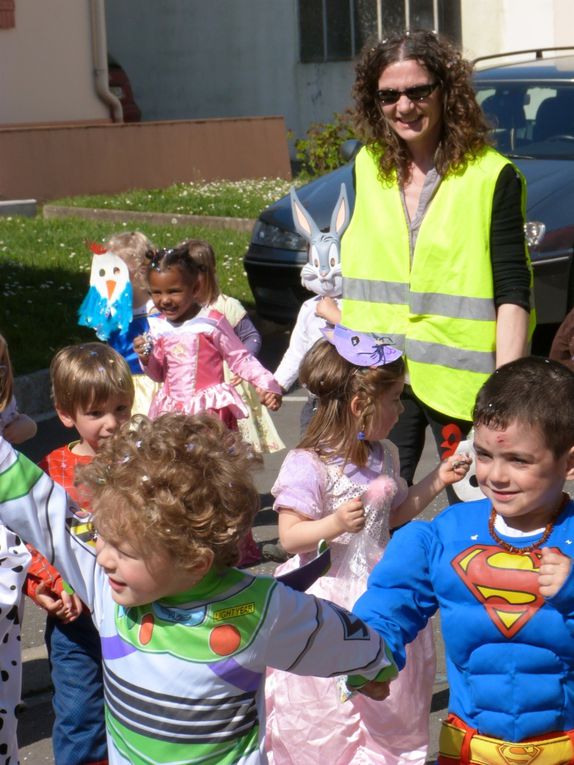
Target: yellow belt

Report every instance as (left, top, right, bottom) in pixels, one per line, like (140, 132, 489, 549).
(439, 715, 574, 765)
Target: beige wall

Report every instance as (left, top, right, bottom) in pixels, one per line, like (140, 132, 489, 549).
(0, 117, 291, 201)
(462, 0, 572, 61)
(0, 0, 109, 125)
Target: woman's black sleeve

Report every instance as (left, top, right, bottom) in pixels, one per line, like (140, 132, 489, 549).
(490, 163, 531, 311)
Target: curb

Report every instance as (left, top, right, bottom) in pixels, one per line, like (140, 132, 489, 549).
(0, 199, 37, 217)
(43, 205, 256, 233)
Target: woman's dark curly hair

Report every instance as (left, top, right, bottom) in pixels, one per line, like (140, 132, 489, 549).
(77, 413, 262, 571)
(353, 29, 491, 183)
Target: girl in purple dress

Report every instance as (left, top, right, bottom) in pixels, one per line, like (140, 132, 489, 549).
(265, 326, 470, 765)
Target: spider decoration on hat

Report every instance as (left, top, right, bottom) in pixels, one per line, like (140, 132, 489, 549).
(321, 324, 402, 367)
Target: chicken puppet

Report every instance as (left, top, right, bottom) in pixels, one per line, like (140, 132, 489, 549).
(78, 243, 132, 341)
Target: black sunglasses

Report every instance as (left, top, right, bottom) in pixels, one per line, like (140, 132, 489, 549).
(375, 82, 439, 105)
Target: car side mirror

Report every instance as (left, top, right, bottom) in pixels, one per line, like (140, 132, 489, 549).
(340, 139, 362, 163)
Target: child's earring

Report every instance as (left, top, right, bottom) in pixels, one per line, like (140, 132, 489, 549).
(357, 430, 367, 441)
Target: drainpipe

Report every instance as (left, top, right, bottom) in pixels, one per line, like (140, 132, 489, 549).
(89, 0, 123, 122)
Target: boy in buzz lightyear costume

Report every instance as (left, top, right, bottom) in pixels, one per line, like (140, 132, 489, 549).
(0, 412, 396, 765)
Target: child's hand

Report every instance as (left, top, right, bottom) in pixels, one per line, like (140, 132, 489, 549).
(334, 498, 365, 535)
(353, 677, 392, 701)
(59, 590, 83, 622)
(438, 453, 472, 486)
(3, 414, 37, 445)
(539, 546, 572, 598)
(315, 296, 341, 324)
(33, 583, 82, 623)
(133, 333, 152, 363)
(257, 388, 282, 411)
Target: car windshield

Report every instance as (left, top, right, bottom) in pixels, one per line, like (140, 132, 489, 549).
(475, 82, 574, 159)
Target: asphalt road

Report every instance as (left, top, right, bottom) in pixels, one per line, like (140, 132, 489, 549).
(15, 323, 450, 764)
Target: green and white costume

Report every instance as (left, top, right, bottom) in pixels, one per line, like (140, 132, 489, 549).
(0, 439, 396, 765)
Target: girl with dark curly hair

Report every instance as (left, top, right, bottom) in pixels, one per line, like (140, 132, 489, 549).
(341, 29, 533, 500)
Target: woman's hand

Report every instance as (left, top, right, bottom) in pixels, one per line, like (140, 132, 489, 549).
(334, 498, 365, 535)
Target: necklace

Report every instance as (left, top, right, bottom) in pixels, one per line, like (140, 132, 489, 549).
(488, 493, 570, 554)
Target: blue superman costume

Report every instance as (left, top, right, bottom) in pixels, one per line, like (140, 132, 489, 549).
(353, 497, 574, 765)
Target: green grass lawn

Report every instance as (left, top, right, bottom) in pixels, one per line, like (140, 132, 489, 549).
(53, 178, 294, 219)
(2, 177, 297, 374)
(0, 215, 251, 374)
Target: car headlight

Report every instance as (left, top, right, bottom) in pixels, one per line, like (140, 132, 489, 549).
(251, 220, 307, 251)
(524, 220, 546, 248)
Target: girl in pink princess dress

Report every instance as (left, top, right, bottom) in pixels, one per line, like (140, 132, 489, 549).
(265, 325, 471, 765)
(133, 241, 282, 566)
(133, 241, 281, 428)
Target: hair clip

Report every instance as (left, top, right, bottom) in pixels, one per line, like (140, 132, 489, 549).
(147, 250, 164, 270)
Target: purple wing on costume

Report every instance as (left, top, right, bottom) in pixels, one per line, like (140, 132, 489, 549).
(321, 324, 403, 367)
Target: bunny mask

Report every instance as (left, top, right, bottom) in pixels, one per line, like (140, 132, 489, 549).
(290, 184, 350, 298)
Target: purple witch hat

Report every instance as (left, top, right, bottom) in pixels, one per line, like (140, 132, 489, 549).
(321, 324, 403, 367)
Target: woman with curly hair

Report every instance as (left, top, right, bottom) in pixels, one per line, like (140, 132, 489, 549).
(341, 29, 533, 498)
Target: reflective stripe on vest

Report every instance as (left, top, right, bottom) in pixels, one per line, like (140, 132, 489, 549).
(341, 146, 530, 420)
(344, 279, 497, 321)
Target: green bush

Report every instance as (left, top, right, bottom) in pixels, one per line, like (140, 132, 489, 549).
(295, 109, 356, 178)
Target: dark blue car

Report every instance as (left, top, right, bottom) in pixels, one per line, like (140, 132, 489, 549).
(244, 48, 574, 349)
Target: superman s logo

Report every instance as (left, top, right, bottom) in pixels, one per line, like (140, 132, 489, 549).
(451, 545, 555, 638)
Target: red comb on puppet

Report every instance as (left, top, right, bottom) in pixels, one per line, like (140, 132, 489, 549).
(87, 242, 108, 255)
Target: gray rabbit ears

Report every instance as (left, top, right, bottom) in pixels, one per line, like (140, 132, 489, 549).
(290, 184, 350, 247)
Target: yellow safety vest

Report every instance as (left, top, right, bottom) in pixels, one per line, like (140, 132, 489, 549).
(341, 145, 532, 420)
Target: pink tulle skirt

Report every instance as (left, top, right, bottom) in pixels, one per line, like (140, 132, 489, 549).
(148, 382, 248, 421)
(265, 566, 435, 765)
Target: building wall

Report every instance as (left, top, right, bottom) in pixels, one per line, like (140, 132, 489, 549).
(105, 0, 355, 141)
(0, 117, 291, 201)
(0, 0, 109, 125)
(461, 0, 570, 61)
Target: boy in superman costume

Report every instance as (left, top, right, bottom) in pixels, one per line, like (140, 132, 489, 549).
(352, 357, 574, 765)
